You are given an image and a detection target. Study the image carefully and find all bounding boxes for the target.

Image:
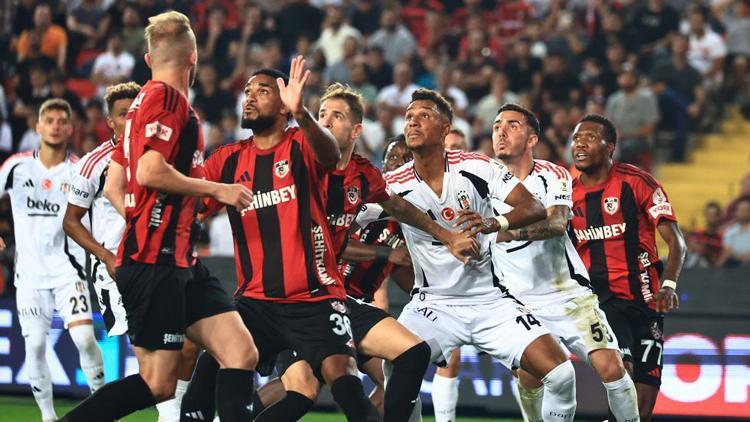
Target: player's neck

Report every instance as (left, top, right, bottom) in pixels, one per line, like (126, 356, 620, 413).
(413, 147, 445, 195)
(503, 154, 534, 181)
(579, 161, 612, 187)
(38, 144, 67, 168)
(151, 69, 190, 97)
(336, 141, 356, 170)
(252, 119, 290, 150)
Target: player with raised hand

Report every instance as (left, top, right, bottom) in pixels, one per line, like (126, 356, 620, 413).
(61, 11, 259, 422)
(569, 114, 686, 421)
(457, 104, 640, 422)
(0, 99, 105, 422)
(180, 57, 382, 422)
(375, 89, 577, 421)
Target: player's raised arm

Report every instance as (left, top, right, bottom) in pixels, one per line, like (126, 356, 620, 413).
(456, 182, 546, 235)
(103, 160, 126, 217)
(278, 56, 340, 168)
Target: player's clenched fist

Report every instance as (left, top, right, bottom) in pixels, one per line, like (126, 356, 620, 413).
(445, 230, 480, 264)
(215, 183, 254, 211)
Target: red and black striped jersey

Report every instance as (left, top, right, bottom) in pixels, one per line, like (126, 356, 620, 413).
(342, 217, 404, 302)
(111, 80, 204, 268)
(326, 154, 390, 259)
(570, 163, 677, 309)
(203, 128, 346, 303)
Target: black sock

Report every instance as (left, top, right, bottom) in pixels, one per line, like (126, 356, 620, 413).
(215, 368, 255, 422)
(384, 341, 430, 421)
(249, 391, 268, 419)
(180, 352, 220, 422)
(254, 391, 314, 421)
(330, 375, 380, 422)
(61, 374, 156, 421)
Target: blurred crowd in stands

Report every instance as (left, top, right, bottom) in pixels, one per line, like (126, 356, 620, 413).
(1, 0, 750, 294)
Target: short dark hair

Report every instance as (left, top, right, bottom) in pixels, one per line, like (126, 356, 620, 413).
(578, 114, 618, 146)
(496, 103, 540, 135)
(448, 128, 465, 138)
(251, 68, 289, 85)
(410, 88, 453, 123)
(382, 134, 406, 161)
(104, 82, 141, 114)
(321, 83, 365, 124)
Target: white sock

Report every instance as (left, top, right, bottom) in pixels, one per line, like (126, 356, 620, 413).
(603, 374, 639, 422)
(24, 333, 57, 421)
(516, 380, 544, 422)
(431, 374, 459, 422)
(540, 361, 577, 421)
(68, 325, 105, 391)
(156, 398, 179, 422)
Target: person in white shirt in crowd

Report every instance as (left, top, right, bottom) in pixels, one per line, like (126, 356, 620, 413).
(684, 6, 727, 88)
(368, 7, 418, 65)
(315, 3, 362, 66)
(91, 32, 136, 97)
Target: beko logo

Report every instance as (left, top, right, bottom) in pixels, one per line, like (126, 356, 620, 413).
(27, 197, 61, 214)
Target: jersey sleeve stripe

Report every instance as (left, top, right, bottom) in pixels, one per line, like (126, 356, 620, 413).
(0, 151, 33, 172)
(80, 146, 109, 177)
(81, 145, 114, 178)
(614, 165, 659, 189)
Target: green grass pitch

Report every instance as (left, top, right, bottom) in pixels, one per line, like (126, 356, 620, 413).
(0, 396, 520, 421)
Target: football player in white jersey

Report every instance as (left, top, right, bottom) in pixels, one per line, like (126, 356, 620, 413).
(0, 99, 104, 422)
(454, 103, 640, 422)
(381, 89, 578, 422)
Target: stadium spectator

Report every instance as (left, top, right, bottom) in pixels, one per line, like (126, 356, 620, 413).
(315, 4, 362, 66)
(689, 202, 725, 267)
(724, 173, 750, 223)
(685, 6, 727, 87)
(323, 35, 359, 85)
(455, 30, 498, 103)
(377, 62, 420, 116)
(82, 98, 110, 143)
(474, 73, 519, 129)
(503, 37, 543, 94)
(369, 7, 417, 66)
(18, 110, 40, 152)
(540, 52, 583, 108)
(49, 70, 85, 121)
(444, 128, 468, 151)
(714, 0, 750, 60)
(364, 46, 393, 90)
(91, 32, 135, 96)
(15, 3, 67, 69)
(348, 0, 382, 36)
(349, 62, 378, 110)
(718, 197, 750, 267)
(630, 0, 680, 62)
(434, 64, 468, 115)
(651, 35, 704, 120)
(605, 67, 659, 167)
(650, 76, 689, 162)
(193, 63, 234, 126)
(197, 7, 239, 66)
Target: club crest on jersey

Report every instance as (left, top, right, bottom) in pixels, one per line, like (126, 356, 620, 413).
(41, 178, 53, 191)
(603, 197, 619, 215)
(441, 207, 456, 221)
(59, 182, 69, 194)
(650, 321, 663, 340)
(456, 190, 471, 210)
(75, 281, 86, 293)
(274, 160, 289, 178)
(347, 186, 359, 204)
(330, 300, 348, 314)
(652, 187, 667, 204)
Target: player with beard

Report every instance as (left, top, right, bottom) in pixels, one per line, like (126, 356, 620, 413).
(62, 11, 259, 422)
(244, 84, 477, 421)
(570, 114, 686, 421)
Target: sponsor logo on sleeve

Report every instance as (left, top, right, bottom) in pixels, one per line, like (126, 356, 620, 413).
(648, 202, 673, 219)
(144, 121, 173, 142)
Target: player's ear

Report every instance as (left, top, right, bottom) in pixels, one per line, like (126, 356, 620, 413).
(606, 141, 615, 158)
(528, 133, 539, 149)
(144, 53, 152, 69)
(106, 115, 115, 131)
(351, 123, 363, 141)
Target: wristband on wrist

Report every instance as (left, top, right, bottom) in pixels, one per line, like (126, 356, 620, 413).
(374, 247, 392, 261)
(493, 215, 510, 232)
(661, 279, 677, 290)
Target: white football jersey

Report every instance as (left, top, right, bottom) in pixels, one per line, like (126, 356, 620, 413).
(382, 150, 521, 304)
(0, 150, 87, 288)
(492, 160, 592, 306)
(68, 139, 125, 255)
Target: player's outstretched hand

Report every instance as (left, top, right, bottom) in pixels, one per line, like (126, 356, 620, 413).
(455, 210, 498, 235)
(277, 55, 310, 117)
(215, 183, 254, 211)
(388, 247, 412, 266)
(654, 286, 679, 313)
(446, 230, 480, 264)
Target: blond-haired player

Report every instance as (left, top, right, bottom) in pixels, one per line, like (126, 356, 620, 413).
(62, 12, 258, 422)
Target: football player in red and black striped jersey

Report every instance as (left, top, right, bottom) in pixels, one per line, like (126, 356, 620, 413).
(570, 114, 687, 421)
(63, 11, 258, 422)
